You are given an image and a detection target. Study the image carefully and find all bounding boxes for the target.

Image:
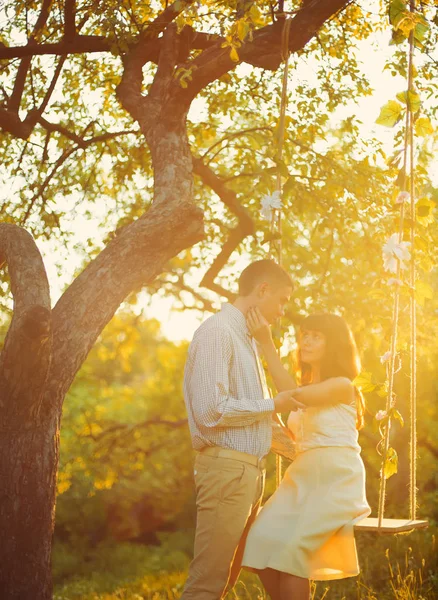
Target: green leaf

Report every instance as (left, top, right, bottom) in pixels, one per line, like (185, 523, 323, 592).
(414, 15, 430, 44)
(236, 19, 250, 42)
(352, 371, 376, 394)
(383, 447, 398, 480)
(389, 0, 407, 28)
(396, 90, 421, 114)
(376, 100, 404, 127)
(389, 29, 406, 46)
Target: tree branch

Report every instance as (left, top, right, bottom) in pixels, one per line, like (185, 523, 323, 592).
(0, 224, 52, 426)
(64, 0, 76, 42)
(19, 121, 139, 224)
(192, 156, 255, 300)
(140, 0, 196, 41)
(38, 117, 139, 148)
(42, 191, 203, 415)
(84, 417, 188, 443)
(7, 0, 53, 113)
(37, 55, 67, 116)
(179, 0, 352, 105)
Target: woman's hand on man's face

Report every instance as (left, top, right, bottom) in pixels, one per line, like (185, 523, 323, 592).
(247, 307, 272, 344)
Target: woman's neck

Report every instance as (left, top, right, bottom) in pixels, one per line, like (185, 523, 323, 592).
(311, 366, 321, 384)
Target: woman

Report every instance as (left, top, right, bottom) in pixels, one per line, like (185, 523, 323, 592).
(241, 311, 371, 600)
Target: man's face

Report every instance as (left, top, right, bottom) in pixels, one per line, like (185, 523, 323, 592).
(256, 283, 292, 324)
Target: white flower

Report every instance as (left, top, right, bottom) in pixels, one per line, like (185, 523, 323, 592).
(395, 191, 410, 204)
(382, 233, 411, 273)
(387, 278, 403, 286)
(260, 190, 282, 221)
(380, 351, 392, 364)
(375, 410, 388, 421)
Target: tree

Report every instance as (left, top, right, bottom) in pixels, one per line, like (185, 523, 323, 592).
(0, 0, 437, 598)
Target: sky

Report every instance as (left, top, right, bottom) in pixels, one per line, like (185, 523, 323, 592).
(2, 10, 437, 343)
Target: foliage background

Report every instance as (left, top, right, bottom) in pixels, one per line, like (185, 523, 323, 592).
(0, 0, 437, 598)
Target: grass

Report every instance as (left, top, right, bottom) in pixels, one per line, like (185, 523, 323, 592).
(53, 529, 437, 599)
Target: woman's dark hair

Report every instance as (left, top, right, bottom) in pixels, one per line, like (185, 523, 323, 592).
(238, 259, 293, 296)
(296, 313, 365, 429)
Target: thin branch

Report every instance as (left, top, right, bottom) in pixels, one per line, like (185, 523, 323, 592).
(37, 56, 67, 116)
(20, 145, 78, 226)
(38, 117, 139, 148)
(20, 122, 140, 225)
(192, 156, 255, 300)
(139, 0, 196, 42)
(83, 417, 188, 443)
(315, 228, 335, 294)
(200, 127, 272, 160)
(7, 0, 53, 112)
(173, 277, 216, 312)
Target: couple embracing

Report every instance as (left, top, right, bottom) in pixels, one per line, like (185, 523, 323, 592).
(181, 260, 370, 600)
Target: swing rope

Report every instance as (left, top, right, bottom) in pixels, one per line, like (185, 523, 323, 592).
(377, 8, 418, 528)
(270, 16, 292, 488)
(408, 20, 417, 521)
(272, 9, 422, 524)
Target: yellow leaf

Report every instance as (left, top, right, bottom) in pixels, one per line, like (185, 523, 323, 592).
(415, 280, 433, 306)
(230, 46, 240, 63)
(352, 371, 376, 393)
(415, 117, 434, 137)
(376, 100, 404, 127)
(236, 20, 249, 42)
(396, 90, 421, 113)
(416, 196, 436, 226)
(383, 447, 398, 480)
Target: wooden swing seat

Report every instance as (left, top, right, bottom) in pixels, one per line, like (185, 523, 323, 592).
(354, 517, 428, 534)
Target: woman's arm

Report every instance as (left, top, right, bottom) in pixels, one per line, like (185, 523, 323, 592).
(247, 308, 297, 392)
(292, 377, 354, 407)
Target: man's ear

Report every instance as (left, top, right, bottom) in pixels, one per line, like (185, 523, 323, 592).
(258, 282, 269, 297)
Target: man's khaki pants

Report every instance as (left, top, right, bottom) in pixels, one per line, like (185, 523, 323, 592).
(181, 449, 265, 599)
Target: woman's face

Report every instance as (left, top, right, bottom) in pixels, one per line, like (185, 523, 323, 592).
(299, 329, 326, 366)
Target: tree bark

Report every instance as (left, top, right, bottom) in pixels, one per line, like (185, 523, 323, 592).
(0, 224, 55, 599)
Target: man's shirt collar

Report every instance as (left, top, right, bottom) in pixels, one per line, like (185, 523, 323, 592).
(220, 303, 251, 338)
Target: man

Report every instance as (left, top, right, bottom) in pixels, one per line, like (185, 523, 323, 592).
(181, 259, 302, 599)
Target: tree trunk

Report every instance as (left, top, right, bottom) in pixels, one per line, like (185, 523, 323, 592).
(0, 417, 60, 599)
(0, 224, 55, 599)
(0, 108, 203, 597)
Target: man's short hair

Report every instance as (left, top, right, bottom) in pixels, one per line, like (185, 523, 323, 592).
(238, 259, 293, 296)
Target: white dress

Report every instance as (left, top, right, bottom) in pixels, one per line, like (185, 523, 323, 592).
(241, 402, 371, 581)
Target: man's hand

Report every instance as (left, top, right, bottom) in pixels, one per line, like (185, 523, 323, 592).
(273, 390, 306, 413)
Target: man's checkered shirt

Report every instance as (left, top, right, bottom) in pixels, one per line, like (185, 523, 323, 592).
(183, 303, 295, 459)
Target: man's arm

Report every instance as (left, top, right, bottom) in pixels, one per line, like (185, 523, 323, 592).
(186, 327, 275, 428)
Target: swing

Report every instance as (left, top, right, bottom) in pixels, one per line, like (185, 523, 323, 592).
(270, 12, 428, 534)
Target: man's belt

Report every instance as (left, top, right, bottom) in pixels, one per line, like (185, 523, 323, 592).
(199, 446, 267, 470)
